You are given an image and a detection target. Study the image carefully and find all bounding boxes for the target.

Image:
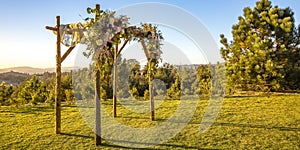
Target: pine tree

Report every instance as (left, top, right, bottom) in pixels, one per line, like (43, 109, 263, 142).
(166, 72, 181, 100)
(0, 82, 14, 106)
(220, 0, 295, 92)
(18, 75, 47, 105)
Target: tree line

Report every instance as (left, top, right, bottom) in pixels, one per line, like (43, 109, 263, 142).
(0, 72, 74, 106)
(0, 60, 225, 106)
(72, 57, 224, 102)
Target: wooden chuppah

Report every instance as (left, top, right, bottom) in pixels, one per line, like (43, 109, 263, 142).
(45, 4, 161, 146)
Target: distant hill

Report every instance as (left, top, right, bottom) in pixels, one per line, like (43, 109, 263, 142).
(0, 66, 76, 74)
(0, 71, 31, 85)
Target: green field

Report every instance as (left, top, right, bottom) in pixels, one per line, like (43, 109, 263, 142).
(1, 95, 300, 149)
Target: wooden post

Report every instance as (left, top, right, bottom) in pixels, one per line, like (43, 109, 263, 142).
(95, 68, 101, 145)
(149, 61, 155, 121)
(95, 4, 100, 22)
(113, 45, 117, 118)
(94, 4, 102, 146)
(55, 16, 62, 134)
(46, 17, 77, 135)
(46, 4, 104, 143)
(140, 40, 154, 121)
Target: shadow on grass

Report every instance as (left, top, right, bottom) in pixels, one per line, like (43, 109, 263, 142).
(158, 119, 300, 132)
(224, 95, 270, 99)
(60, 132, 93, 139)
(9, 105, 54, 114)
(120, 117, 199, 124)
(104, 139, 219, 150)
(121, 115, 151, 120)
(155, 118, 201, 125)
(63, 105, 78, 108)
(100, 143, 140, 149)
(224, 94, 293, 99)
(201, 122, 300, 132)
(59, 132, 217, 149)
(219, 122, 300, 131)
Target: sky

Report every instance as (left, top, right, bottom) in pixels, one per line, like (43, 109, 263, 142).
(0, 0, 299, 69)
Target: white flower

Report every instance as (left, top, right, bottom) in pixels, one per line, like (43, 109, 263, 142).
(96, 39, 103, 46)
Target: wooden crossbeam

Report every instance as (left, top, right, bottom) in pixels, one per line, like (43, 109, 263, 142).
(140, 39, 150, 59)
(45, 26, 57, 31)
(61, 46, 75, 63)
(116, 40, 129, 57)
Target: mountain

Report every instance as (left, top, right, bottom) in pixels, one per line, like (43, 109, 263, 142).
(0, 71, 31, 85)
(0, 66, 77, 74)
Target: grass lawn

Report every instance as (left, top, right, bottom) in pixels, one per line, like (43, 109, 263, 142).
(1, 94, 300, 149)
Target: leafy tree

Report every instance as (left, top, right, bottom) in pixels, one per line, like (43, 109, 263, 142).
(211, 63, 226, 96)
(100, 87, 107, 101)
(130, 87, 139, 99)
(46, 90, 55, 105)
(178, 67, 197, 95)
(220, 0, 296, 92)
(0, 82, 14, 106)
(127, 61, 179, 99)
(9, 79, 28, 106)
(128, 62, 148, 98)
(144, 89, 150, 100)
(283, 24, 300, 90)
(166, 72, 181, 100)
(100, 60, 113, 99)
(116, 58, 132, 98)
(18, 75, 47, 105)
(65, 89, 75, 105)
(197, 65, 212, 96)
(154, 63, 176, 93)
(73, 68, 93, 100)
(44, 72, 75, 104)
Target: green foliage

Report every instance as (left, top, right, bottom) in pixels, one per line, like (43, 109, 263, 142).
(154, 63, 175, 89)
(0, 82, 14, 106)
(46, 90, 55, 105)
(144, 89, 150, 100)
(100, 87, 107, 101)
(166, 73, 181, 100)
(73, 68, 93, 100)
(17, 75, 47, 105)
(72, 60, 223, 101)
(65, 89, 75, 105)
(128, 62, 147, 98)
(129, 87, 139, 100)
(0, 72, 75, 106)
(220, 0, 300, 93)
(73, 67, 115, 101)
(180, 68, 197, 95)
(116, 58, 132, 99)
(197, 65, 212, 96)
(211, 63, 226, 96)
(100, 62, 113, 99)
(127, 61, 182, 99)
